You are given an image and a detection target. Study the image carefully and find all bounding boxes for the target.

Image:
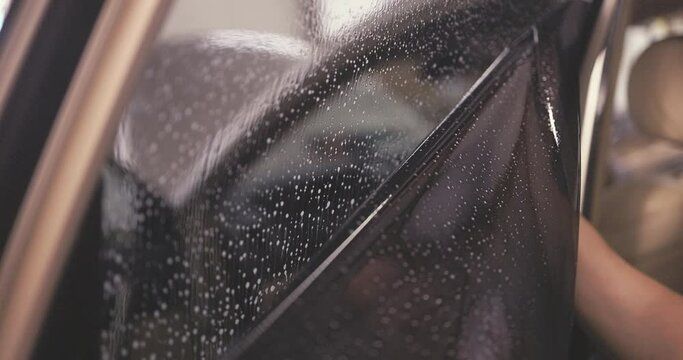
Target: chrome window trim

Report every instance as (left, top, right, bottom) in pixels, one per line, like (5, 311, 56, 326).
(0, 1, 171, 359)
(579, 0, 632, 216)
(0, 0, 51, 120)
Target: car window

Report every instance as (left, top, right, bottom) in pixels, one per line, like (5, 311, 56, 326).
(233, 21, 583, 358)
(96, 0, 584, 358)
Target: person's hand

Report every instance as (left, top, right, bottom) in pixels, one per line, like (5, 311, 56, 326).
(575, 217, 683, 359)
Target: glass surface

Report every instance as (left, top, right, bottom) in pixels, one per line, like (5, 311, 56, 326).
(98, 0, 588, 358)
(233, 17, 584, 358)
(0, 0, 12, 33)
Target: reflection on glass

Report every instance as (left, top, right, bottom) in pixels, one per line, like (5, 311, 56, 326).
(0, 0, 12, 33)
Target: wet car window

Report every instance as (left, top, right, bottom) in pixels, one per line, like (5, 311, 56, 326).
(98, 0, 586, 358)
(232, 17, 584, 358)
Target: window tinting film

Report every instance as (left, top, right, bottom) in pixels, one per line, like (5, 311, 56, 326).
(97, 0, 587, 358)
(231, 12, 585, 359)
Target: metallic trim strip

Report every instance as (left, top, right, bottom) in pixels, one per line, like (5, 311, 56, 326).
(579, 0, 632, 216)
(0, 1, 171, 359)
(0, 0, 50, 119)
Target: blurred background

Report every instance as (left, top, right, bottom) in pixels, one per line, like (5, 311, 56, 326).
(592, 2, 683, 294)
